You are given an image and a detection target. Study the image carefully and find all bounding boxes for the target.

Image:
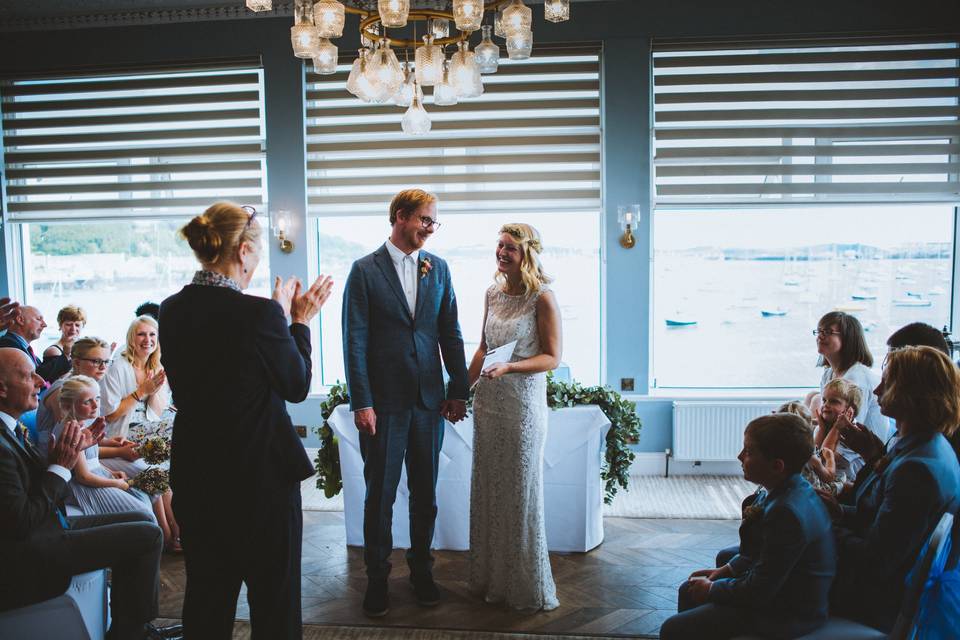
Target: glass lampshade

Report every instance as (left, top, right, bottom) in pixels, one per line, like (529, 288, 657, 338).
(506, 29, 533, 60)
(502, 0, 532, 38)
(364, 41, 403, 103)
(312, 39, 338, 75)
(494, 6, 506, 38)
(428, 17, 449, 39)
(361, 22, 380, 49)
(291, 25, 321, 58)
(313, 1, 345, 38)
(347, 49, 375, 101)
(294, 0, 314, 25)
(544, 0, 570, 23)
(450, 41, 483, 99)
(433, 62, 458, 106)
(393, 63, 423, 107)
(415, 35, 443, 87)
(246, 0, 272, 12)
(402, 94, 432, 135)
(475, 25, 500, 74)
(378, 0, 410, 28)
(453, 0, 483, 32)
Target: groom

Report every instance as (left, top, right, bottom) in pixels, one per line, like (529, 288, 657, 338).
(342, 188, 469, 617)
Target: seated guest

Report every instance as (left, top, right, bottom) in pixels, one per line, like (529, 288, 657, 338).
(887, 321, 950, 355)
(818, 345, 960, 632)
(0, 348, 172, 640)
(135, 302, 160, 322)
(54, 374, 154, 521)
(0, 305, 61, 384)
(814, 378, 863, 481)
(41, 304, 86, 382)
(101, 316, 169, 440)
(660, 413, 836, 640)
(778, 401, 838, 493)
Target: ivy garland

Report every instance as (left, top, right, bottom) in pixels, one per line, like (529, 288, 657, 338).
(314, 375, 641, 505)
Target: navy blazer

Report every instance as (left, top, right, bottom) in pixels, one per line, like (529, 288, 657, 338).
(0, 332, 65, 383)
(710, 474, 836, 637)
(835, 431, 960, 630)
(342, 244, 469, 412)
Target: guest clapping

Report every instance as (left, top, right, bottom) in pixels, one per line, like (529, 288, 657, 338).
(102, 316, 168, 440)
(0, 305, 61, 383)
(819, 345, 960, 632)
(42, 305, 86, 381)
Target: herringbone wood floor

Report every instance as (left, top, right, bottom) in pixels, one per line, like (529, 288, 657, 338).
(159, 512, 739, 638)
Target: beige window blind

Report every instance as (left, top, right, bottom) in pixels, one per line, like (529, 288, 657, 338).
(305, 44, 600, 217)
(652, 37, 960, 205)
(1, 59, 266, 223)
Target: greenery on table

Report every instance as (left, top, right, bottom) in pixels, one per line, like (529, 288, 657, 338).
(313, 375, 641, 504)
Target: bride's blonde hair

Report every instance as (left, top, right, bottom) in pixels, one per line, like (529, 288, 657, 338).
(494, 223, 552, 295)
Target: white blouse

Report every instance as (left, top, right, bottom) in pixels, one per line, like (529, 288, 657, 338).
(100, 356, 168, 439)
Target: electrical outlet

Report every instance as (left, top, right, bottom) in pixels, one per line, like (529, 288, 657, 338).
(620, 377, 634, 392)
(295, 425, 307, 438)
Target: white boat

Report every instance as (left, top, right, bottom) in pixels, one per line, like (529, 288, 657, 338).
(893, 299, 932, 307)
(761, 307, 789, 317)
(851, 292, 877, 301)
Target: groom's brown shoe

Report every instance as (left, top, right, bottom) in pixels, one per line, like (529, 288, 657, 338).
(363, 579, 390, 617)
(411, 574, 442, 607)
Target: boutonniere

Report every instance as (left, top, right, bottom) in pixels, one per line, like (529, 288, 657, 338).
(419, 257, 432, 279)
(18, 423, 29, 443)
(742, 504, 764, 523)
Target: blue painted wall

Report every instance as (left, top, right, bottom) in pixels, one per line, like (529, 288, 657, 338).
(1, 0, 957, 451)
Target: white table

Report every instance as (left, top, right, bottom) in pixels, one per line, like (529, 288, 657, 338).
(328, 404, 611, 553)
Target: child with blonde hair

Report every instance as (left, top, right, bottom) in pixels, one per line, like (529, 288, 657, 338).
(816, 378, 863, 482)
(777, 401, 838, 492)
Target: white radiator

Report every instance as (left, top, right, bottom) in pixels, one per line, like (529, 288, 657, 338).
(672, 401, 782, 461)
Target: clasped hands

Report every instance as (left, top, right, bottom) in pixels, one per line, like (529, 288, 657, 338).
(683, 564, 733, 605)
(48, 417, 106, 471)
(354, 400, 467, 437)
(272, 274, 335, 325)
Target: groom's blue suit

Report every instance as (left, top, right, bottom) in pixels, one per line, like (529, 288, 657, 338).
(343, 243, 469, 580)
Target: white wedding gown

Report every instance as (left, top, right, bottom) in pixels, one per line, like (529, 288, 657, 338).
(469, 284, 559, 611)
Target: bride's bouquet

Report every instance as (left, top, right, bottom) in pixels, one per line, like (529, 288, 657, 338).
(129, 418, 173, 465)
(128, 466, 170, 495)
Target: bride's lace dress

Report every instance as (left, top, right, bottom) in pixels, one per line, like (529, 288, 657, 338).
(468, 284, 559, 611)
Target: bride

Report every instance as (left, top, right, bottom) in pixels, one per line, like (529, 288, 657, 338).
(467, 223, 562, 611)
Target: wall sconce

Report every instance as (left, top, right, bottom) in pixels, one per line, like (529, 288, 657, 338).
(271, 209, 295, 253)
(618, 204, 641, 249)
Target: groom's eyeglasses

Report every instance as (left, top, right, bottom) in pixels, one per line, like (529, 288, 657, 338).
(241, 205, 257, 230)
(417, 215, 441, 230)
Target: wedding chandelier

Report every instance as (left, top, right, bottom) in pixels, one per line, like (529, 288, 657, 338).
(269, 0, 571, 134)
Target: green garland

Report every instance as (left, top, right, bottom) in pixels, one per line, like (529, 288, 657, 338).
(314, 375, 641, 504)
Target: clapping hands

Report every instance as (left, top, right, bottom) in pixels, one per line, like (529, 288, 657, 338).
(273, 275, 335, 325)
(49, 417, 106, 471)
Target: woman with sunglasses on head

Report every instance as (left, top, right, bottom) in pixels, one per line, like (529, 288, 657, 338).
(809, 311, 890, 478)
(160, 202, 333, 639)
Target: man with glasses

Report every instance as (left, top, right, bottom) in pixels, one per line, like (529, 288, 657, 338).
(342, 188, 469, 617)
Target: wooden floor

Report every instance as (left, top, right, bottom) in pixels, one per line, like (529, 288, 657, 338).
(159, 512, 739, 638)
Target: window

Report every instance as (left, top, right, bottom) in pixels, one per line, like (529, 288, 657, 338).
(305, 47, 602, 387)
(2, 61, 269, 347)
(651, 37, 958, 389)
(652, 205, 954, 389)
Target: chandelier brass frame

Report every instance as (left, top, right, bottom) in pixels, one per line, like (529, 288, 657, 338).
(350, 2, 512, 49)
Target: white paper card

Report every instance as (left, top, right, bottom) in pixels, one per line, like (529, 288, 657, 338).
(481, 340, 517, 373)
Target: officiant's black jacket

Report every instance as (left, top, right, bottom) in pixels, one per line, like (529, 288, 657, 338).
(160, 284, 315, 517)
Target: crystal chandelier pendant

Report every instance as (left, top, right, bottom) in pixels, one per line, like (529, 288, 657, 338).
(347, 49, 374, 101)
(475, 25, 500, 74)
(313, 1, 345, 38)
(393, 62, 422, 107)
(544, 0, 570, 23)
(361, 21, 380, 49)
(313, 39, 338, 75)
(506, 29, 533, 60)
(433, 61, 458, 106)
(246, 0, 272, 12)
(428, 17, 449, 40)
(401, 91, 432, 135)
(494, 6, 506, 38)
(291, 25, 321, 58)
(453, 0, 483, 32)
(378, 0, 410, 28)
(415, 35, 443, 87)
(502, 0, 532, 38)
(451, 40, 482, 99)
(364, 40, 404, 103)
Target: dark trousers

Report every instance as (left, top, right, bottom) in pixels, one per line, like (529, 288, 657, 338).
(715, 545, 739, 568)
(359, 406, 444, 580)
(178, 487, 303, 640)
(659, 581, 755, 640)
(55, 511, 162, 640)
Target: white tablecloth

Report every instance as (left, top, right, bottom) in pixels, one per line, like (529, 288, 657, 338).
(328, 403, 610, 553)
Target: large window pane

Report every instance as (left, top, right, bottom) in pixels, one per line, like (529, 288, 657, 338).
(316, 212, 602, 388)
(652, 205, 954, 389)
(23, 220, 271, 349)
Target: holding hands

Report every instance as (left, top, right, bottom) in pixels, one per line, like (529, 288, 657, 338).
(441, 399, 467, 423)
(273, 275, 335, 325)
(49, 417, 105, 471)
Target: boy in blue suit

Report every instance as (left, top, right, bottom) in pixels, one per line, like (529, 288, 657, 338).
(660, 413, 837, 639)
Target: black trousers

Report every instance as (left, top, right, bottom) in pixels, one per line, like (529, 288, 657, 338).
(178, 487, 303, 640)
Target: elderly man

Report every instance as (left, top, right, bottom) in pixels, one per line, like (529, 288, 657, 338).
(0, 347, 176, 640)
(0, 304, 65, 383)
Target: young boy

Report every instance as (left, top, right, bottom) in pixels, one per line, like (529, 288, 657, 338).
(817, 378, 864, 480)
(659, 413, 837, 640)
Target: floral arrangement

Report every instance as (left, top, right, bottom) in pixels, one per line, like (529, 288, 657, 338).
(314, 374, 642, 505)
(419, 257, 432, 279)
(128, 467, 170, 495)
(135, 435, 171, 465)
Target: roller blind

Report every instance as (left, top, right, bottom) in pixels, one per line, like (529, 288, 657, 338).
(652, 37, 960, 205)
(1, 60, 266, 223)
(305, 45, 601, 216)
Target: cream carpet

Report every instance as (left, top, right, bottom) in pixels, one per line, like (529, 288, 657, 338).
(301, 445, 754, 520)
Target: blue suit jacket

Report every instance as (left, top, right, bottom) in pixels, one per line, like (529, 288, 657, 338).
(709, 474, 836, 637)
(835, 431, 960, 630)
(342, 244, 469, 412)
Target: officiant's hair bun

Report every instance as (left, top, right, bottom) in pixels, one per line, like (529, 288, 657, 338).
(390, 188, 437, 225)
(180, 202, 261, 266)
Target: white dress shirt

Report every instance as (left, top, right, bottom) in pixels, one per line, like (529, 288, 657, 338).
(385, 239, 419, 317)
(0, 410, 71, 482)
